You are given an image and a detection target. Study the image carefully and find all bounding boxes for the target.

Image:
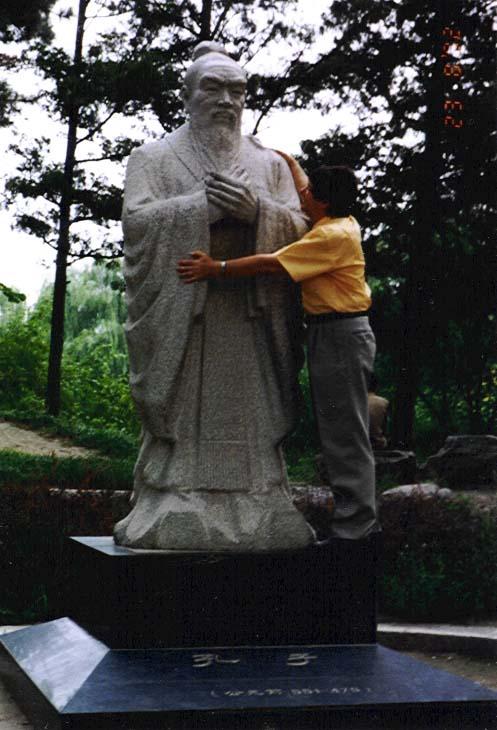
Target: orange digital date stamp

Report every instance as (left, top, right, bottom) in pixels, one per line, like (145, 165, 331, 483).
(442, 26, 464, 129)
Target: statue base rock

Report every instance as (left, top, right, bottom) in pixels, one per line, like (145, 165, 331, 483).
(113, 486, 315, 552)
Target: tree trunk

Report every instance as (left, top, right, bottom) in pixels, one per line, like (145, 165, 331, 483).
(199, 0, 212, 40)
(45, 0, 87, 415)
(391, 4, 444, 448)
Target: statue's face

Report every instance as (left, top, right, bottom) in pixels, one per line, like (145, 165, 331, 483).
(184, 63, 246, 130)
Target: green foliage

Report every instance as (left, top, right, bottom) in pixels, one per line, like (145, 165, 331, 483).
(287, 454, 317, 484)
(380, 495, 497, 620)
(0, 410, 137, 460)
(62, 346, 137, 432)
(0, 300, 49, 411)
(0, 283, 26, 303)
(284, 364, 319, 466)
(0, 265, 139, 435)
(60, 265, 138, 432)
(64, 423, 136, 458)
(0, 450, 133, 491)
(64, 264, 126, 353)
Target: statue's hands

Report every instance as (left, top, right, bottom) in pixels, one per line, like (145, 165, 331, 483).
(206, 170, 258, 224)
(177, 250, 217, 284)
(207, 198, 224, 224)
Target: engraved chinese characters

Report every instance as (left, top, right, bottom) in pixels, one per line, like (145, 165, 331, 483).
(113, 42, 314, 551)
(190, 648, 373, 701)
(192, 652, 317, 669)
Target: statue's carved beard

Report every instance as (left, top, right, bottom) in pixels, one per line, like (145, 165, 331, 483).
(190, 115, 242, 172)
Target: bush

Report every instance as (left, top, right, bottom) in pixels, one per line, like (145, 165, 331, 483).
(380, 494, 497, 620)
(0, 303, 48, 411)
(61, 342, 139, 435)
(284, 364, 319, 473)
(0, 484, 125, 623)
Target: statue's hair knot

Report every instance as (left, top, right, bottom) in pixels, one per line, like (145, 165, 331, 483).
(192, 41, 229, 61)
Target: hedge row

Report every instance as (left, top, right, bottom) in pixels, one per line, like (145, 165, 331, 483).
(0, 450, 134, 491)
(379, 493, 497, 620)
(1, 485, 497, 624)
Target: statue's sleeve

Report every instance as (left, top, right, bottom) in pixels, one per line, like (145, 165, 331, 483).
(122, 145, 209, 440)
(254, 154, 309, 254)
(252, 152, 310, 439)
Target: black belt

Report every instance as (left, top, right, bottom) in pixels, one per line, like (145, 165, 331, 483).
(305, 310, 369, 323)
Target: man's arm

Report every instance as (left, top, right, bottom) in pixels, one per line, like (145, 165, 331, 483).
(177, 250, 287, 283)
(273, 150, 309, 197)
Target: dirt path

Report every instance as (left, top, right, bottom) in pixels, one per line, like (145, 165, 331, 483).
(0, 420, 101, 459)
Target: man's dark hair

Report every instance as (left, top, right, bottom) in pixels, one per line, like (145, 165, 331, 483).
(308, 165, 358, 217)
(368, 373, 378, 392)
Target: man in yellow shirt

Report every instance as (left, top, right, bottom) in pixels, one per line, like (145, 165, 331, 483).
(177, 165, 378, 541)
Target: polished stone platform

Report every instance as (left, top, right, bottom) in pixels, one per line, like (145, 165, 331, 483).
(64, 535, 379, 648)
(3, 534, 497, 728)
(1, 619, 497, 729)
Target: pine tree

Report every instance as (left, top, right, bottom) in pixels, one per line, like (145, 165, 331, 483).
(2, 0, 324, 415)
(297, 0, 496, 446)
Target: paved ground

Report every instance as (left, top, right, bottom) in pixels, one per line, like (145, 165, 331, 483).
(0, 683, 29, 730)
(405, 651, 497, 692)
(0, 420, 100, 458)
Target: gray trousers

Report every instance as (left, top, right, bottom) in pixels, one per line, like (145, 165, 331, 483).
(307, 316, 379, 539)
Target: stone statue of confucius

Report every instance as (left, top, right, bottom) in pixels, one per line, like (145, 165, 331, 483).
(114, 41, 314, 551)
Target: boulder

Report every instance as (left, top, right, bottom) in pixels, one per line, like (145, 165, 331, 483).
(291, 484, 334, 541)
(425, 435, 497, 489)
(374, 450, 417, 485)
(380, 482, 453, 501)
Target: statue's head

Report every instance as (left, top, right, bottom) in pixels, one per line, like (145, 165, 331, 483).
(182, 42, 247, 131)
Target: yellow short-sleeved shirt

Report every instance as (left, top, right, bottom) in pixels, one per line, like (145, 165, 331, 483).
(276, 215, 372, 315)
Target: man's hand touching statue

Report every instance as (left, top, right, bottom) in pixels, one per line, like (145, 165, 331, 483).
(177, 251, 217, 283)
(205, 167, 258, 224)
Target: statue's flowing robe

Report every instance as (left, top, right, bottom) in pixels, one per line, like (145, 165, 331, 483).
(114, 124, 315, 550)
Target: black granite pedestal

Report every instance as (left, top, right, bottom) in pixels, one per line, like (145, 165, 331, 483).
(64, 535, 378, 648)
(1, 534, 497, 729)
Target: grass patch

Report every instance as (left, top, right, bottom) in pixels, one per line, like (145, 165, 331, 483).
(0, 449, 133, 491)
(0, 408, 138, 459)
